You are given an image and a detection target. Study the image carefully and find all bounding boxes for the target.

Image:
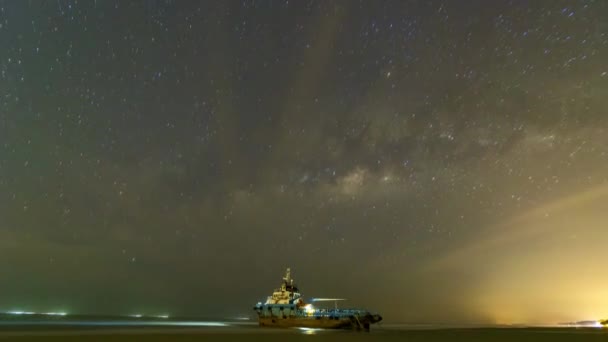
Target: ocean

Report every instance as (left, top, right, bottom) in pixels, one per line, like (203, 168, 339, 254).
(0, 318, 606, 341)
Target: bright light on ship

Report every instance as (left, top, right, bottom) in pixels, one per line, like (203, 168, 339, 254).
(303, 304, 315, 315)
(129, 314, 143, 318)
(154, 315, 169, 319)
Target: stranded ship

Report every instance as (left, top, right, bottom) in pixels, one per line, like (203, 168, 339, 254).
(253, 268, 382, 330)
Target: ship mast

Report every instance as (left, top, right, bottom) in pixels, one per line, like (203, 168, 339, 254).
(283, 267, 292, 285)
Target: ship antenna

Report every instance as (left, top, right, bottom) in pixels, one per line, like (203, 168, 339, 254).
(283, 267, 291, 284)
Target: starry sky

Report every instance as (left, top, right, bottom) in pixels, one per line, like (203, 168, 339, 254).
(1, 0, 608, 325)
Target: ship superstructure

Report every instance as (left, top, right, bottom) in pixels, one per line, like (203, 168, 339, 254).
(253, 268, 382, 330)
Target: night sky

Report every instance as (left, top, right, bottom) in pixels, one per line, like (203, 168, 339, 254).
(1, 0, 608, 325)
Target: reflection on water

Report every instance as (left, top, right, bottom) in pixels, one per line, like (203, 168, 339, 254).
(296, 327, 323, 335)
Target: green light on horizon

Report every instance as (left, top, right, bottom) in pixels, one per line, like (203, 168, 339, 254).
(5, 311, 67, 316)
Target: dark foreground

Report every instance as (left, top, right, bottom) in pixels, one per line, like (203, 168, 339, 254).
(0, 326, 607, 341)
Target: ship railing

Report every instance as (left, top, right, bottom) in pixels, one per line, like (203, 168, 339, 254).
(311, 309, 370, 317)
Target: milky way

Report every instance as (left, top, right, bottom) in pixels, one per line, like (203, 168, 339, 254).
(1, 0, 607, 324)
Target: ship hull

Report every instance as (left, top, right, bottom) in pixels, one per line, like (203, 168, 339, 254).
(258, 315, 379, 330)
